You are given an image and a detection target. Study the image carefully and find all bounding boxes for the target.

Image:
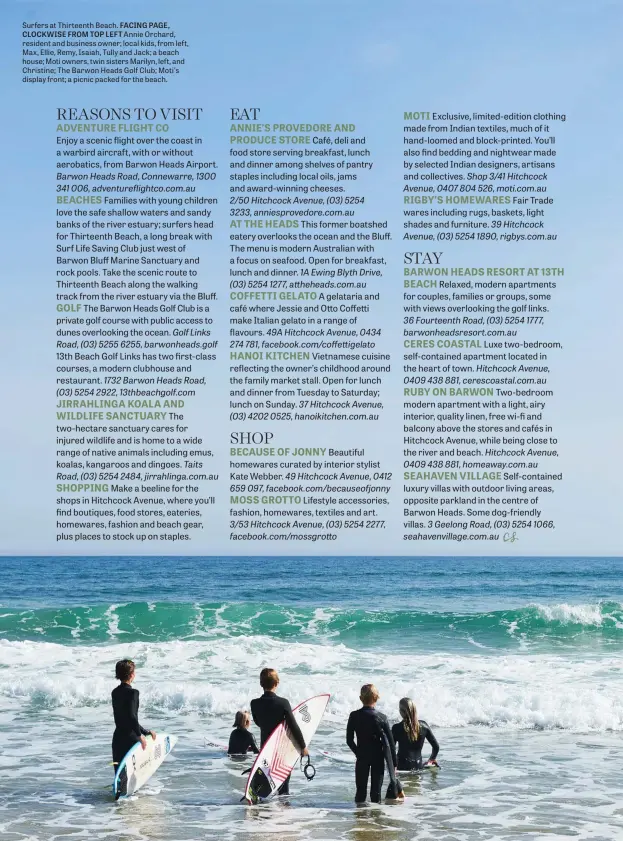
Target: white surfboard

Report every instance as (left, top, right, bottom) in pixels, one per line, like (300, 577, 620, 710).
(204, 738, 228, 751)
(319, 748, 353, 764)
(244, 694, 330, 804)
(113, 733, 177, 799)
(320, 749, 440, 772)
(204, 736, 257, 757)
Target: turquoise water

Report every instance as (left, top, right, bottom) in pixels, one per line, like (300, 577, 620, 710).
(2, 599, 623, 651)
(1, 555, 622, 839)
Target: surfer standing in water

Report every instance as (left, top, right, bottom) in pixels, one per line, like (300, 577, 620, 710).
(111, 659, 156, 799)
(346, 684, 397, 803)
(250, 668, 309, 795)
(392, 697, 439, 771)
(228, 710, 259, 756)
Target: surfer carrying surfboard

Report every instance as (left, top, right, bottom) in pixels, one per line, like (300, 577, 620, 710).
(111, 659, 156, 798)
(250, 668, 309, 795)
(346, 684, 397, 803)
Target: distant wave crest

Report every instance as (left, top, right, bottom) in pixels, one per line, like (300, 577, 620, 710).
(0, 600, 622, 646)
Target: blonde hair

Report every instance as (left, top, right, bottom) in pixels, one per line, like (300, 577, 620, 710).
(399, 697, 420, 741)
(234, 710, 250, 728)
(360, 683, 379, 705)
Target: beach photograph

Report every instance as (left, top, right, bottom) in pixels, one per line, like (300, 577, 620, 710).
(1, 554, 622, 840)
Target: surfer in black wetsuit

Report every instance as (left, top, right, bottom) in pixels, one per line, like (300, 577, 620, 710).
(111, 659, 156, 799)
(250, 668, 308, 795)
(228, 710, 259, 756)
(391, 697, 439, 771)
(346, 684, 397, 803)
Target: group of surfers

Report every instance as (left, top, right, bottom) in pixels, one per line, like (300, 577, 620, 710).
(112, 660, 440, 802)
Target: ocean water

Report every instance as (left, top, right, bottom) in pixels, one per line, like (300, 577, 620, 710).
(1, 555, 622, 841)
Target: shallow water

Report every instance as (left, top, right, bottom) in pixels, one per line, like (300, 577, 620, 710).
(0, 555, 622, 839)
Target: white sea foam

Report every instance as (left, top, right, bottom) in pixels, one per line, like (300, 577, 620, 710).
(536, 602, 623, 634)
(1, 636, 622, 733)
(535, 602, 611, 625)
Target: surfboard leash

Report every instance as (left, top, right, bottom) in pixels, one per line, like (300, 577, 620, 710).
(300, 755, 316, 780)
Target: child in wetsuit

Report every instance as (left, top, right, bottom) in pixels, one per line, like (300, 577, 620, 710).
(250, 668, 309, 795)
(391, 697, 439, 771)
(346, 684, 397, 803)
(111, 659, 156, 798)
(228, 710, 259, 755)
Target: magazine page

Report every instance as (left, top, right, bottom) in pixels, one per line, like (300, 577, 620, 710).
(1, 0, 622, 838)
